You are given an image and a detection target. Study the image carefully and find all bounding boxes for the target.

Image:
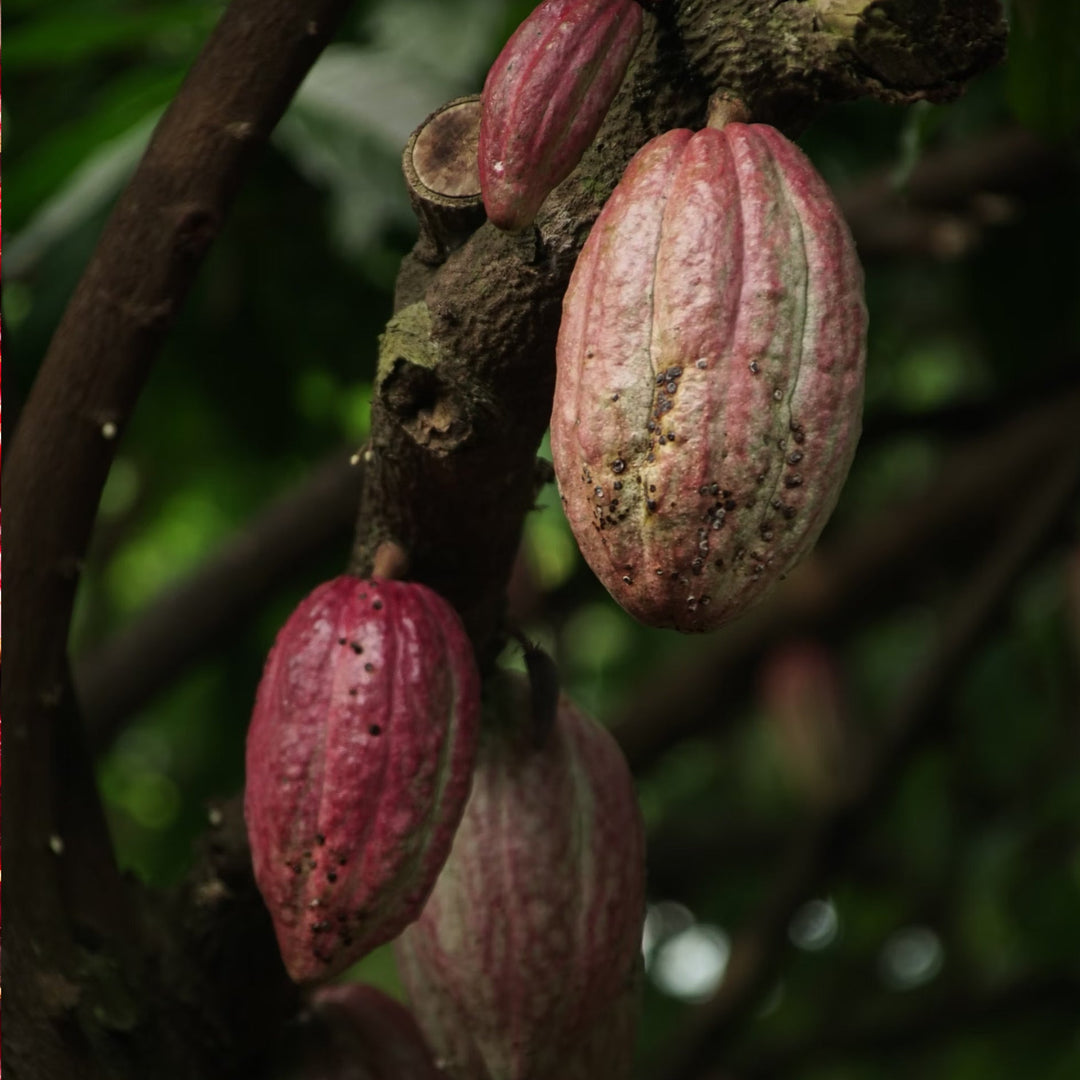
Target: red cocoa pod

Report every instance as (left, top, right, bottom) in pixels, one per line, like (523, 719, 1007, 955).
(394, 681, 645, 1080)
(551, 123, 867, 631)
(272, 983, 443, 1080)
(245, 575, 481, 983)
(479, 0, 644, 231)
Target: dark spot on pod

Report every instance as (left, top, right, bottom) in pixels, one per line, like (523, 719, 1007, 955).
(372, 599, 383, 610)
(788, 450, 804, 464)
(656, 398, 673, 416)
(749, 361, 760, 374)
(666, 382, 678, 394)
(724, 498, 737, 511)
(312, 920, 330, 933)
(785, 475, 803, 488)
(714, 559, 725, 569)
(655, 372, 666, 385)
(348, 687, 358, 696)
(612, 458, 626, 474)
(667, 433, 676, 442)
(709, 483, 720, 495)
(691, 558, 704, 574)
(699, 485, 709, 495)
(647, 499, 658, 512)
(647, 453, 655, 463)
(338, 855, 348, 866)
(696, 358, 708, 370)
(613, 480, 623, 490)
(656, 568, 664, 576)
(365, 662, 375, 672)
(649, 484, 657, 492)
(622, 575, 632, 584)
(666, 366, 683, 379)
(315, 834, 326, 846)
(327, 871, 338, 883)
(611, 393, 619, 401)
(761, 528, 774, 540)
(783, 506, 797, 519)
(700, 595, 711, 605)
(793, 431, 806, 444)
(771, 497, 782, 509)
(647, 420, 656, 432)
(291, 861, 303, 874)
(773, 388, 783, 401)
(350, 641, 363, 654)
(777, 439, 786, 451)
(338, 637, 347, 646)
(369, 724, 382, 736)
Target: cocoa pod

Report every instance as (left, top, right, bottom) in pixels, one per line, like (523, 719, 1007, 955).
(245, 575, 481, 983)
(479, 0, 643, 231)
(395, 680, 645, 1080)
(270, 983, 443, 1080)
(551, 123, 867, 631)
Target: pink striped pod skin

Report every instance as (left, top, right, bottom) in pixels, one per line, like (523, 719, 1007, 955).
(395, 684, 645, 1080)
(479, 0, 644, 232)
(244, 575, 481, 983)
(551, 123, 867, 632)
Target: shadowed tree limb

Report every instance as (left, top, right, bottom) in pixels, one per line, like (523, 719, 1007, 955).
(3, 0, 356, 1076)
(652, 438, 1080, 1080)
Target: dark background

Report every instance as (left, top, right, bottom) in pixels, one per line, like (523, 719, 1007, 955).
(5, 0, 1080, 1076)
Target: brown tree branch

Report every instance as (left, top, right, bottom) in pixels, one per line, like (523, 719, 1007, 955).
(652, 439, 1080, 1080)
(3, 0, 356, 1076)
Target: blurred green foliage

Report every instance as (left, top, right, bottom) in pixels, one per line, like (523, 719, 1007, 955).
(5, 0, 1080, 1076)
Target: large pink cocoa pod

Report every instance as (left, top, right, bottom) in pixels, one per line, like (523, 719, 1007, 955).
(479, 0, 644, 231)
(245, 575, 481, 983)
(395, 684, 645, 1080)
(551, 123, 867, 631)
(274, 984, 444, 1079)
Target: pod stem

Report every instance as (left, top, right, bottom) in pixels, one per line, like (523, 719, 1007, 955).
(372, 540, 410, 581)
(706, 93, 751, 130)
